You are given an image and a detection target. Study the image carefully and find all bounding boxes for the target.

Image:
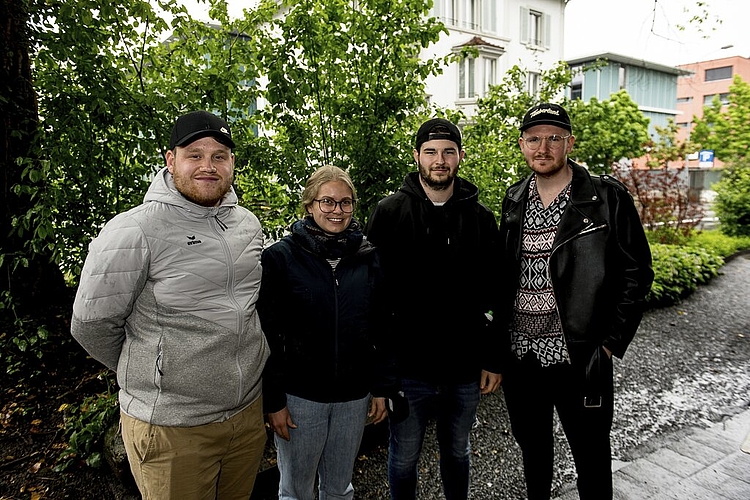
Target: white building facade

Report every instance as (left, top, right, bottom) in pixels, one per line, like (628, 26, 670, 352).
(423, 0, 568, 117)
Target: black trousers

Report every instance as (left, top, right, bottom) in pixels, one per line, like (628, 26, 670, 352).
(502, 351, 614, 500)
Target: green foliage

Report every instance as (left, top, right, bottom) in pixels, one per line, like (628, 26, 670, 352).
(463, 63, 574, 215)
(0, 290, 55, 380)
(568, 90, 650, 173)
(465, 64, 652, 216)
(686, 229, 750, 257)
(691, 75, 750, 164)
(713, 163, 750, 237)
(690, 76, 750, 239)
(646, 243, 724, 306)
(253, 0, 447, 223)
(56, 374, 119, 471)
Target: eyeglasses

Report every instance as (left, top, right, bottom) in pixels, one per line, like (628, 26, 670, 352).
(314, 197, 355, 213)
(521, 134, 571, 150)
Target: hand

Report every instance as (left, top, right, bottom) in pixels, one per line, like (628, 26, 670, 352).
(480, 370, 502, 395)
(268, 407, 296, 441)
(369, 397, 387, 424)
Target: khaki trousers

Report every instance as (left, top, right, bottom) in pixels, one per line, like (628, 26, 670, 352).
(120, 396, 266, 500)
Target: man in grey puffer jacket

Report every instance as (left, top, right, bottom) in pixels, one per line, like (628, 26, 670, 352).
(71, 110, 270, 499)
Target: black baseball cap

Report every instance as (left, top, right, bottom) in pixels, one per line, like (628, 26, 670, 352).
(520, 103, 572, 132)
(169, 110, 236, 150)
(415, 118, 462, 152)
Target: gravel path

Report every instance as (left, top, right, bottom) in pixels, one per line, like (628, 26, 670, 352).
(348, 252, 750, 499)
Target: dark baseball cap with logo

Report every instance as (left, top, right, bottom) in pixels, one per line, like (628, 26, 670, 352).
(415, 118, 462, 152)
(520, 103, 572, 133)
(169, 110, 236, 150)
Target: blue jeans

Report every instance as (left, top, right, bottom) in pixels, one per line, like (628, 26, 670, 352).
(388, 379, 481, 500)
(275, 393, 370, 500)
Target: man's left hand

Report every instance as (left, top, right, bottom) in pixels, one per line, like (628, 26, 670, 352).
(480, 370, 502, 394)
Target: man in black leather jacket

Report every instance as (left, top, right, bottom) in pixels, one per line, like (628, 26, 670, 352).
(497, 103, 654, 500)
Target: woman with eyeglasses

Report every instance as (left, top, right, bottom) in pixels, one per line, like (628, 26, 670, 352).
(257, 165, 396, 500)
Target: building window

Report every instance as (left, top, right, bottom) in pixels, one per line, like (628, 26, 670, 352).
(676, 96, 693, 104)
(483, 57, 497, 93)
(618, 65, 626, 89)
(459, 58, 476, 99)
(703, 92, 730, 105)
(458, 55, 499, 99)
(528, 72, 540, 94)
(520, 7, 550, 48)
(569, 66, 583, 100)
(705, 66, 732, 82)
(570, 83, 582, 100)
(432, 0, 496, 33)
(454, 41, 504, 101)
(676, 122, 689, 129)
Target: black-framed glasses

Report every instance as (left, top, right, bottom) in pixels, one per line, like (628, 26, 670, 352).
(521, 134, 571, 150)
(314, 197, 355, 213)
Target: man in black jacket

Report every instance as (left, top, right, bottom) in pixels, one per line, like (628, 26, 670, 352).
(497, 103, 654, 500)
(365, 118, 502, 500)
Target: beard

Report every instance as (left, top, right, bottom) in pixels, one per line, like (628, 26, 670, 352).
(172, 170, 233, 207)
(418, 162, 455, 191)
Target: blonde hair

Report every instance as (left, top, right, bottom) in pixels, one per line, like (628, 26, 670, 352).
(300, 165, 357, 216)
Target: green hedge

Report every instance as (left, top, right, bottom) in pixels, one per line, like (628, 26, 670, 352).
(645, 230, 750, 308)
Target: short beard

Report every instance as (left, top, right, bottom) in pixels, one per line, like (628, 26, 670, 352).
(418, 162, 454, 191)
(173, 172, 233, 207)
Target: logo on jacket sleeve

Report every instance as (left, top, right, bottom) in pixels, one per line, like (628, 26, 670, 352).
(186, 235, 203, 246)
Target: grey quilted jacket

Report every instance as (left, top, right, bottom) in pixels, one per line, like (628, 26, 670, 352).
(71, 167, 269, 426)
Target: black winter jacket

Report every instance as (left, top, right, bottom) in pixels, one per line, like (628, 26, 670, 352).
(365, 172, 502, 384)
(258, 220, 395, 414)
(497, 160, 654, 376)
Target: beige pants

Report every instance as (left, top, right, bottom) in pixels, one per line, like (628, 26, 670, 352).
(120, 396, 266, 500)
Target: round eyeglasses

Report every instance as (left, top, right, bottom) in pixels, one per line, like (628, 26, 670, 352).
(521, 134, 571, 150)
(314, 197, 355, 213)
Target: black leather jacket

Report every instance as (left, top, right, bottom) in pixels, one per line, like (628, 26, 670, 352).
(497, 160, 654, 373)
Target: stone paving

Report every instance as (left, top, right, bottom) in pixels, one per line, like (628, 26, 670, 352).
(553, 407, 750, 500)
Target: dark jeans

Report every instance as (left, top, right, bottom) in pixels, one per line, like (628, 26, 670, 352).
(387, 378, 481, 500)
(502, 351, 614, 500)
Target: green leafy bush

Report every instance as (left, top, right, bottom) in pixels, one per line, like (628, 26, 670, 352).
(687, 229, 750, 258)
(714, 165, 750, 238)
(646, 243, 724, 306)
(56, 374, 119, 471)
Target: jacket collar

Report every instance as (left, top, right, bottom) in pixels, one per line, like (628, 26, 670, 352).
(506, 159, 600, 207)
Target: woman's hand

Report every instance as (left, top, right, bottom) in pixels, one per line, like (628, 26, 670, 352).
(268, 407, 297, 441)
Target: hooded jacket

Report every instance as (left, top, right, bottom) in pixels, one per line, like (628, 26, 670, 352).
(365, 172, 502, 384)
(497, 160, 653, 384)
(71, 167, 269, 426)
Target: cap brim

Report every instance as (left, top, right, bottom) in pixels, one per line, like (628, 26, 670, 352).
(520, 119, 571, 132)
(174, 130, 236, 149)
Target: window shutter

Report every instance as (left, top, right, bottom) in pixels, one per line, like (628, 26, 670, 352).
(520, 7, 529, 43)
(543, 13, 551, 49)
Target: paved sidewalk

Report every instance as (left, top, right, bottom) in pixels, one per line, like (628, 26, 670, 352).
(554, 407, 750, 500)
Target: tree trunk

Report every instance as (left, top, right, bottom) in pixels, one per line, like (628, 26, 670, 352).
(1, 0, 67, 318)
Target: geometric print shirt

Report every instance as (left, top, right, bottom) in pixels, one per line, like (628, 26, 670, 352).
(510, 175, 572, 367)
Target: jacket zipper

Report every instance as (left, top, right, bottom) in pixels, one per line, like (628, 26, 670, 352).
(332, 267, 340, 379)
(212, 212, 244, 412)
(548, 222, 607, 362)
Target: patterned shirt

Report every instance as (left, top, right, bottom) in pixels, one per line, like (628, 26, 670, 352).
(510, 175, 572, 367)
